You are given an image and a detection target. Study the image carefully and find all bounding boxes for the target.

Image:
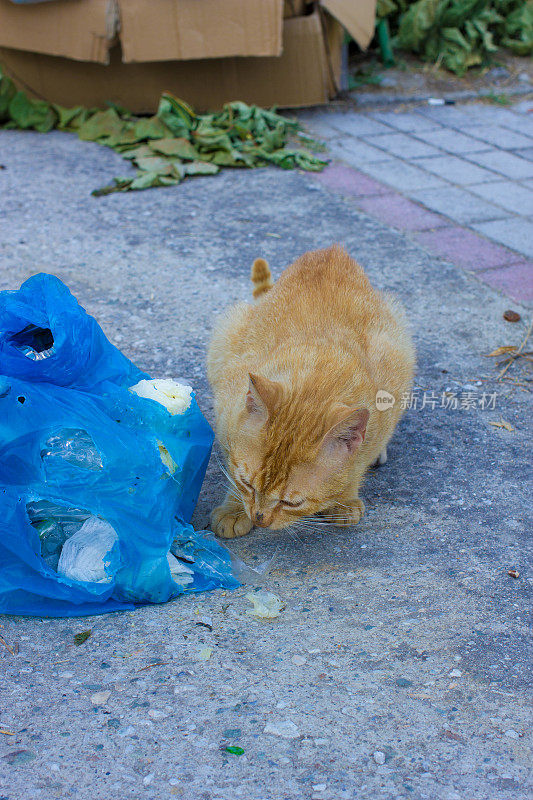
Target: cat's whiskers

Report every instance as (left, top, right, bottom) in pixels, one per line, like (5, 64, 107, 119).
(286, 526, 304, 545)
(293, 515, 351, 527)
(213, 449, 240, 492)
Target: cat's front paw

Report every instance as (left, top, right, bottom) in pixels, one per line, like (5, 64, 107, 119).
(211, 504, 253, 539)
(319, 498, 365, 526)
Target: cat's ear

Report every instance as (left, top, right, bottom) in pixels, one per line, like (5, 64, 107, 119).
(245, 373, 282, 418)
(322, 406, 369, 455)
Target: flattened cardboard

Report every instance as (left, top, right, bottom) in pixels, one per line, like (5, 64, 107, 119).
(0, 0, 115, 64)
(0, 12, 333, 112)
(119, 0, 284, 63)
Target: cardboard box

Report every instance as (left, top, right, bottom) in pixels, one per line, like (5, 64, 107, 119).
(284, 0, 309, 17)
(0, 0, 284, 63)
(119, 0, 284, 63)
(0, 0, 376, 111)
(0, 0, 114, 63)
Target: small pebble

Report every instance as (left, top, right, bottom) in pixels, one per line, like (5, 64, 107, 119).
(373, 750, 386, 765)
(395, 677, 412, 687)
(264, 720, 300, 739)
(504, 729, 519, 739)
(291, 655, 306, 666)
(143, 773, 154, 786)
(117, 726, 135, 737)
(449, 669, 462, 678)
(90, 690, 111, 706)
(312, 784, 327, 791)
(148, 709, 169, 721)
(503, 309, 521, 323)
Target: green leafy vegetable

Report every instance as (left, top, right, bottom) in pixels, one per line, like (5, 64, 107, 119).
(0, 68, 327, 195)
(374, 0, 533, 75)
(9, 91, 57, 133)
(225, 746, 245, 755)
(74, 630, 92, 646)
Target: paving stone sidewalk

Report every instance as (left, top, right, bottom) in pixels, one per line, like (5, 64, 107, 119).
(299, 99, 533, 304)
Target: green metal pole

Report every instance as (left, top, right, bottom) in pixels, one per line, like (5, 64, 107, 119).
(377, 18, 395, 67)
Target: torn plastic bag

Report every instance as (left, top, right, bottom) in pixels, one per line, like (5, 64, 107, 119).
(0, 273, 239, 617)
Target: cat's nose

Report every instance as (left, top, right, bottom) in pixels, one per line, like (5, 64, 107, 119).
(253, 512, 268, 527)
(255, 512, 264, 524)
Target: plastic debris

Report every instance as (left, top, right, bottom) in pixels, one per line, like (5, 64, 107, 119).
(0, 274, 239, 617)
(246, 590, 285, 619)
(130, 378, 193, 415)
(507, 569, 520, 578)
(166, 552, 194, 586)
(427, 97, 455, 105)
(41, 428, 103, 471)
(28, 500, 90, 573)
(57, 517, 119, 584)
(227, 545, 280, 586)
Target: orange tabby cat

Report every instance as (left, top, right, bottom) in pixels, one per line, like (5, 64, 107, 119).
(207, 245, 415, 538)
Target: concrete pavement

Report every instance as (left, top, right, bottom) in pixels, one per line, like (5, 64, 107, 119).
(0, 118, 532, 800)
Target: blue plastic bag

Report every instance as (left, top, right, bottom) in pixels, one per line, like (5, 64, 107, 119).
(0, 273, 238, 617)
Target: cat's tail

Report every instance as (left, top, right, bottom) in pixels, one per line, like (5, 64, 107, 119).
(251, 258, 273, 300)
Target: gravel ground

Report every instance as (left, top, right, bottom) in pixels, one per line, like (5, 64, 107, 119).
(0, 129, 531, 800)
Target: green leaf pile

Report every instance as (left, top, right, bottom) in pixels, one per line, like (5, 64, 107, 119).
(375, 0, 533, 75)
(0, 70, 327, 195)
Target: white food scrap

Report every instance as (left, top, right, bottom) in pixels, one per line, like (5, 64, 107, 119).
(130, 379, 193, 415)
(245, 590, 285, 619)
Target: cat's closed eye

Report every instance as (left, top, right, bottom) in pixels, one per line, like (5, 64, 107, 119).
(280, 498, 304, 508)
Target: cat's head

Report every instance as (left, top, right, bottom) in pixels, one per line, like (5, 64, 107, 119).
(225, 373, 369, 530)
